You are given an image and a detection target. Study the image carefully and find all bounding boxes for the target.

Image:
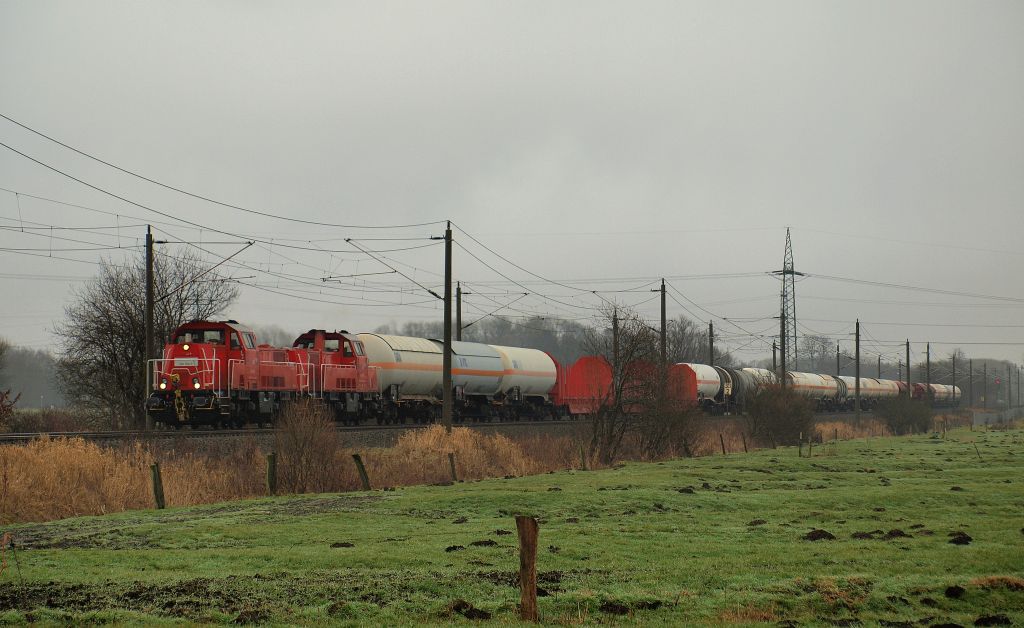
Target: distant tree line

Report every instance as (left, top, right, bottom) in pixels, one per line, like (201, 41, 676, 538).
(373, 311, 731, 368)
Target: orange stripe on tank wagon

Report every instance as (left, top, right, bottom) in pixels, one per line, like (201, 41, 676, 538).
(372, 362, 553, 378)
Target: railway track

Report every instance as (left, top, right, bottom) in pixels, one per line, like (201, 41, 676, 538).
(0, 420, 583, 445)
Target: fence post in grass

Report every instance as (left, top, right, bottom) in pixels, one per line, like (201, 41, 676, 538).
(798, 432, 803, 457)
(150, 462, 166, 510)
(352, 453, 371, 491)
(266, 452, 277, 495)
(578, 442, 588, 471)
(741, 432, 748, 454)
(719, 433, 727, 456)
(515, 515, 540, 622)
(808, 435, 813, 457)
(448, 452, 458, 483)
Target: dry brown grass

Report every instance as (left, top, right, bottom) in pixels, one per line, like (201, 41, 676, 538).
(717, 602, 778, 622)
(1, 412, 954, 524)
(0, 425, 547, 524)
(969, 576, 1024, 591)
(814, 419, 890, 441)
(0, 437, 266, 523)
(362, 425, 539, 486)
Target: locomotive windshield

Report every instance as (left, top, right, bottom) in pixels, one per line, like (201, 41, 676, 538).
(174, 329, 225, 344)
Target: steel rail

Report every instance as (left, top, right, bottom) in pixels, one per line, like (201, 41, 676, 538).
(0, 420, 582, 445)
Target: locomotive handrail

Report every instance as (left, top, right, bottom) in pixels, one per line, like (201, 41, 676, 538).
(319, 363, 381, 394)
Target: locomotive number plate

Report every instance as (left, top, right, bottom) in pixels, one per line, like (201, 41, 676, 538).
(174, 358, 199, 367)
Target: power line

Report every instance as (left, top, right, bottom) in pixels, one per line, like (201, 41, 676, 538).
(0, 144, 445, 256)
(807, 272, 1024, 304)
(0, 112, 446, 229)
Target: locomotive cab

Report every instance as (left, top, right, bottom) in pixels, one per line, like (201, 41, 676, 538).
(292, 329, 379, 423)
(147, 320, 257, 427)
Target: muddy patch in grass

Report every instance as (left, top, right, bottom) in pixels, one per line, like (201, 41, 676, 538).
(446, 599, 491, 620)
(803, 529, 836, 541)
(974, 614, 1012, 626)
(948, 531, 972, 545)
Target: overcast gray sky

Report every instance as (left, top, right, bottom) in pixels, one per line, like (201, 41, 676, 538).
(2, 1, 1022, 367)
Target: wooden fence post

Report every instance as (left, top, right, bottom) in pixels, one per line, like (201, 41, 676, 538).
(266, 452, 277, 495)
(578, 442, 588, 471)
(719, 433, 727, 456)
(352, 454, 371, 491)
(798, 432, 803, 457)
(741, 433, 748, 454)
(150, 462, 166, 510)
(516, 515, 539, 622)
(808, 435, 813, 457)
(447, 452, 458, 483)
(834, 427, 838, 443)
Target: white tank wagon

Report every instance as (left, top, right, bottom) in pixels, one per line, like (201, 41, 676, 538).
(837, 376, 901, 409)
(434, 340, 505, 395)
(742, 367, 778, 389)
(490, 345, 558, 400)
(680, 363, 724, 403)
(357, 333, 442, 399)
(786, 372, 842, 409)
(874, 379, 901, 398)
(929, 383, 961, 405)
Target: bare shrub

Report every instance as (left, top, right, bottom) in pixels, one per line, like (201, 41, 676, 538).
(875, 396, 933, 435)
(514, 433, 581, 470)
(2, 408, 110, 433)
(745, 385, 814, 446)
(815, 419, 889, 440)
(273, 400, 341, 494)
(365, 425, 538, 485)
(635, 405, 705, 459)
(0, 390, 18, 428)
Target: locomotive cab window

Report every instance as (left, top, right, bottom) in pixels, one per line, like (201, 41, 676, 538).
(230, 334, 241, 350)
(324, 339, 339, 352)
(343, 342, 354, 357)
(354, 342, 365, 356)
(243, 333, 256, 349)
(203, 330, 224, 344)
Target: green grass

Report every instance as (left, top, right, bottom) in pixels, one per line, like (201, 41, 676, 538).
(2, 429, 1023, 626)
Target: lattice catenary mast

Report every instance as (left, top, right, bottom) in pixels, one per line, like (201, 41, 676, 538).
(774, 227, 802, 371)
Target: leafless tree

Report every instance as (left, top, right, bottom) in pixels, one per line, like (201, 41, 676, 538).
(666, 315, 733, 366)
(581, 305, 660, 464)
(0, 336, 9, 381)
(801, 334, 834, 374)
(0, 336, 19, 424)
(54, 250, 238, 428)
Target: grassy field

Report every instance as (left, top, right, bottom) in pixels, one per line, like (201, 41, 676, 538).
(1, 428, 1021, 626)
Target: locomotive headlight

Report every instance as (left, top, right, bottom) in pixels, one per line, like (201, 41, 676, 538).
(192, 377, 201, 389)
(159, 378, 167, 390)
(182, 343, 190, 351)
